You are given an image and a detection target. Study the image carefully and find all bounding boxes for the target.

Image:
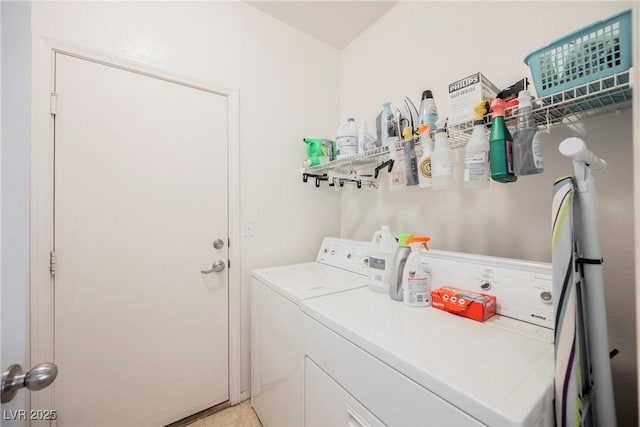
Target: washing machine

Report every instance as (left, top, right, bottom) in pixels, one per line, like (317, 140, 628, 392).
(301, 249, 555, 426)
(250, 237, 370, 427)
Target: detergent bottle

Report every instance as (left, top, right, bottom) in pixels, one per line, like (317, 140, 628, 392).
(368, 226, 397, 293)
(513, 90, 544, 176)
(389, 233, 414, 301)
(489, 99, 517, 183)
(336, 118, 358, 158)
(463, 101, 490, 189)
(417, 131, 433, 188)
(376, 102, 395, 147)
(402, 237, 432, 307)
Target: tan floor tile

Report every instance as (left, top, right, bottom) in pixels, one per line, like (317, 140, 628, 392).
(188, 400, 261, 427)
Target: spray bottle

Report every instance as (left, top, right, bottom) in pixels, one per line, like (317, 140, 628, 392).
(489, 99, 517, 183)
(464, 101, 491, 189)
(431, 120, 454, 191)
(402, 236, 432, 307)
(513, 90, 544, 175)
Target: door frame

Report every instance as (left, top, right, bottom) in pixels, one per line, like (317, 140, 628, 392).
(29, 35, 242, 415)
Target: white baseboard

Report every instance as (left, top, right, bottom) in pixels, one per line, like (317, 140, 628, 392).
(240, 390, 251, 402)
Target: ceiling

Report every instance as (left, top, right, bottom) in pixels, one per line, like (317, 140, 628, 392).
(245, 1, 398, 49)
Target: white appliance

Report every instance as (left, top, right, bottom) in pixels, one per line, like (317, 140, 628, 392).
(302, 249, 555, 426)
(250, 237, 370, 427)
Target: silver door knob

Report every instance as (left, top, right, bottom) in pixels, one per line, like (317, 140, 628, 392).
(201, 260, 226, 274)
(2, 362, 58, 403)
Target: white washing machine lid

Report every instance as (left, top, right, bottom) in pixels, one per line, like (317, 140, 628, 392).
(252, 262, 368, 305)
(302, 288, 554, 426)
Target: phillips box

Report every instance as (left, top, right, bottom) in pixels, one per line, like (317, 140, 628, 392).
(448, 72, 500, 125)
(431, 286, 497, 322)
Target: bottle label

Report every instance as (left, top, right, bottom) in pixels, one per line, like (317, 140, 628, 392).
(369, 256, 385, 270)
(464, 151, 488, 182)
(532, 133, 544, 169)
(406, 275, 431, 305)
(337, 136, 357, 155)
(369, 256, 386, 284)
(419, 157, 432, 179)
(506, 139, 514, 174)
(432, 161, 453, 177)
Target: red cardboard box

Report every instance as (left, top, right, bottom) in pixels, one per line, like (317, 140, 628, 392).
(431, 286, 496, 322)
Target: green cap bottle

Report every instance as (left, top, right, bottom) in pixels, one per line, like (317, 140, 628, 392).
(489, 99, 517, 183)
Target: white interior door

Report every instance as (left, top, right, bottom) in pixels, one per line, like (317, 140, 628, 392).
(53, 53, 229, 426)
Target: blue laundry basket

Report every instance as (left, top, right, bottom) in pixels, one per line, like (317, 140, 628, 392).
(525, 9, 632, 97)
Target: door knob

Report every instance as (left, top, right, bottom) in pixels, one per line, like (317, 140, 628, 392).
(1, 362, 58, 403)
(201, 260, 226, 274)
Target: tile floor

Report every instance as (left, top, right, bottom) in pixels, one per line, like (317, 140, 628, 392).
(186, 400, 262, 427)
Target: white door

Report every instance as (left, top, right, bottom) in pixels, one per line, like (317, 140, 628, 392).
(53, 53, 229, 426)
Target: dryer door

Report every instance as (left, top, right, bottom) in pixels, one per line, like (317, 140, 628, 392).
(305, 357, 383, 427)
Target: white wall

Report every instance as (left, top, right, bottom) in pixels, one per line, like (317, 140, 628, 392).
(340, 2, 636, 425)
(30, 1, 341, 397)
(1, 1, 31, 423)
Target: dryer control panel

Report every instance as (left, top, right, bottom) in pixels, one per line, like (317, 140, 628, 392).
(421, 249, 553, 330)
(316, 238, 371, 276)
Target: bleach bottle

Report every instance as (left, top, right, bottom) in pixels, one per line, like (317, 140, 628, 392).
(368, 226, 397, 294)
(402, 237, 432, 307)
(336, 118, 358, 158)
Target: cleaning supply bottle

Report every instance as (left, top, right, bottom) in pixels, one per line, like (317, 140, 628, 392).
(417, 130, 433, 188)
(368, 226, 397, 294)
(431, 125, 454, 191)
(387, 136, 406, 191)
(513, 90, 544, 175)
(402, 126, 419, 186)
(389, 233, 414, 301)
(418, 90, 438, 138)
(489, 99, 517, 183)
(358, 121, 377, 152)
(376, 102, 395, 148)
(402, 237, 432, 307)
(463, 101, 491, 189)
(336, 118, 358, 158)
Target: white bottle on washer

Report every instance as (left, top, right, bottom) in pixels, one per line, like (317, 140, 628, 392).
(368, 226, 397, 294)
(402, 237, 432, 307)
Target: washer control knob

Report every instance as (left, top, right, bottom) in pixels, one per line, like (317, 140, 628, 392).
(347, 253, 352, 259)
(540, 291, 553, 304)
(480, 282, 492, 291)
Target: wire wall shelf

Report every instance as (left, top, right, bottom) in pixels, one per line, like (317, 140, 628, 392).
(301, 69, 632, 187)
(447, 69, 633, 148)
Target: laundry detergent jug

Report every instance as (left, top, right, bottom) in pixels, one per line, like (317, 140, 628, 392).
(368, 226, 397, 294)
(336, 118, 358, 158)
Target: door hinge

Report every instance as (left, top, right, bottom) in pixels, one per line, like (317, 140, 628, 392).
(228, 259, 231, 269)
(50, 93, 58, 116)
(49, 251, 56, 277)
(228, 238, 231, 248)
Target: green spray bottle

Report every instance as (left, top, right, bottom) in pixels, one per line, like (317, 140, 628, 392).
(489, 98, 517, 183)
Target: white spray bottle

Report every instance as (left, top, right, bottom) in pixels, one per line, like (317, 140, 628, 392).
(431, 119, 454, 191)
(464, 101, 491, 189)
(402, 236, 432, 307)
